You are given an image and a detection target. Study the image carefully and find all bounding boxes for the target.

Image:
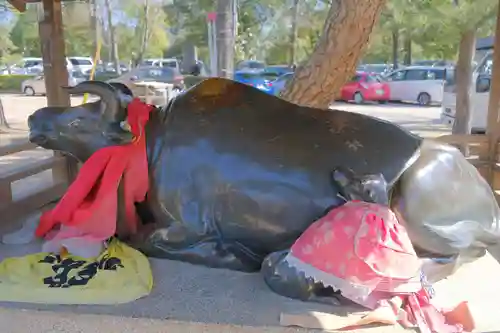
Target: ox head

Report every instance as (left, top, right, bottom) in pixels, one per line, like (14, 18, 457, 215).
(332, 167, 389, 205)
(28, 81, 136, 162)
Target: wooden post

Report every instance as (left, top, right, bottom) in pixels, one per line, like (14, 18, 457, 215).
(38, 0, 78, 183)
(39, 0, 70, 108)
(482, 0, 500, 186)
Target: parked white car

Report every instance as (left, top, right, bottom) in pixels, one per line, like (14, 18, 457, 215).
(441, 51, 492, 133)
(383, 66, 449, 106)
(68, 56, 94, 73)
(139, 58, 181, 72)
(21, 70, 86, 96)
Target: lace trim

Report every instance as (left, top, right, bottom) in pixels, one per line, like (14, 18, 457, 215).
(285, 253, 424, 302)
(284, 253, 374, 301)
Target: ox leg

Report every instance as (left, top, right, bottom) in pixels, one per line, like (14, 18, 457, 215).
(130, 193, 264, 272)
(392, 139, 500, 261)
(261, 250, 347, 305)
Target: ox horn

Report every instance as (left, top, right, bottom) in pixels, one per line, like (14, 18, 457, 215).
(63, 81, 125, 123)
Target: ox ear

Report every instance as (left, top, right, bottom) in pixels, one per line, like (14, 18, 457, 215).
(62, 81, 125, 123)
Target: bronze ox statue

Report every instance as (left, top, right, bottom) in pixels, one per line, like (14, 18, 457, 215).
(27, 79, 500, 303)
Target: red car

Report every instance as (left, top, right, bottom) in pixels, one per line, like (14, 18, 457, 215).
(340, 71, 390, 104)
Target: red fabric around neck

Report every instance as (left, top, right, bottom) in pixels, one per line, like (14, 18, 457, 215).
(35, 98, 153, 239)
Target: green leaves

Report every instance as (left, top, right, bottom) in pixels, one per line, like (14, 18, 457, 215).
(365, 0, 499, 62)
(3, 0, 497, 68)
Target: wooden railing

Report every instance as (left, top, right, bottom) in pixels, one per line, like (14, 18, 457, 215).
(0, 138, 70, 222)
(436, 134, 500, 201)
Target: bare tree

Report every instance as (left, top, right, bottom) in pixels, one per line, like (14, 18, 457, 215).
(452, 2, 498, 156)
(392, 28, 399, 69)
(453, 29, 475, 156)
(0, 98, 10, 130)
(89, 0, 100, 61)
(289, 0, 300, 66)
(137, 0, 150, 65)
(103, 0, 121, 74)
(403, 35, 412, 65)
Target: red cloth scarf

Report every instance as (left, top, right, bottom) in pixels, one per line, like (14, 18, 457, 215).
(35, 98, 153, 241)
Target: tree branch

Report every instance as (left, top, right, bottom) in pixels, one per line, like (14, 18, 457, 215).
(475, 6, 499, 29)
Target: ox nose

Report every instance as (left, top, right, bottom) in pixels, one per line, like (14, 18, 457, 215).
(29, 132, 48, 145)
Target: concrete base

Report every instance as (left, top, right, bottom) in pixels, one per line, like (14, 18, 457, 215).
(0, 307, 415, 333)
(0, 224, 499, 332)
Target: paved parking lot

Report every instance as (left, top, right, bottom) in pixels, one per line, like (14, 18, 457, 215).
(331, 101, 450, 138)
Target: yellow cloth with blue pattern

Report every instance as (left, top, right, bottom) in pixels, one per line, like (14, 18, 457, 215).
(0, 239, 153, 304)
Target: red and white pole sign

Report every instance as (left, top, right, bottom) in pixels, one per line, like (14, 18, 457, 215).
(207, 12, 218, 76)
(207, 12, 216, 22)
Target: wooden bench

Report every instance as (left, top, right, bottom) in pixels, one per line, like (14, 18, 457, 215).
(0, 137, 73, 223)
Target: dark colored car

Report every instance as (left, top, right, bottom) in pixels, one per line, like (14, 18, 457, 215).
(233, 70, 273, 94)
(235, 60, 267, 71)
(263, 65, 294, 80)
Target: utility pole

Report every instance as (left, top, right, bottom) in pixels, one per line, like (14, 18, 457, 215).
(216, 0, 235, 78)
(104, 0, 121, 74)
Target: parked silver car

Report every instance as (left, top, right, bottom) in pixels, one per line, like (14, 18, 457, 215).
(21, 70, 87, 96)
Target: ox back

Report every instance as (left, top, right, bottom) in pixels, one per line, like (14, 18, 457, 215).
(138, 78, 423, 272)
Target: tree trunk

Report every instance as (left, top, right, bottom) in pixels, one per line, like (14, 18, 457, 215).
(137, 0, 150, 65)
(0, 98, 10, 130)
(392, 28, 399, 69)
(289, 0, 300, 66)
(104, 0, 120, 74)
(453, 29, 476, 156)
(281, 0, 387, 108)
(216, 0, 235, 78)
(89, 0, 99, 63)
(403, 35, 412, 65)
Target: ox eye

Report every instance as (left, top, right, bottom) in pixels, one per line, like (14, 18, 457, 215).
(68, 119, 82, 128)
